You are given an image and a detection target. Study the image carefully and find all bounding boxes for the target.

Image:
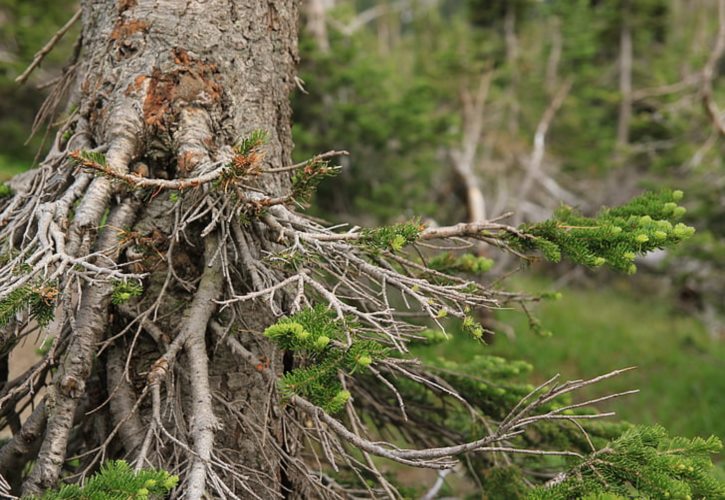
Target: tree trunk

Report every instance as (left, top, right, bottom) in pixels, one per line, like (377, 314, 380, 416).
(616, 1, 633, 152)
(0, 1, 301, 497)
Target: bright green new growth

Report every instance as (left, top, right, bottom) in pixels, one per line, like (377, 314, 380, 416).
(34, 460, 178, 499)
(528, 425, 724, 500)
(359, 220, 424, 251)
(263, 306, 387, 413)
(428, 252, 494, 274)
(462, 314, 487, 340)
(111, 280, 144, 305)
(0, 284, 57, 328)
(509, 190, 696, 272)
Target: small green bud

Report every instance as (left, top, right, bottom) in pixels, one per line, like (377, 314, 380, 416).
(296, 329, 310, 341)
(657, 220, 673, 230)
(334, 390, 351, 404)
(314, 335, 330, 349)
(436, 308, 448, 318)
(672, 190, 684, 201)
(144, 479, 157, 488)
(673, 206, 687, 217)
(137, 488, 150, 497)
(390, 234, 407, 251)
(639, 215, 653, 224)
(356, 355, 373, 367)
(635, 234, 649, 243)
(663, 202, 677, 213)
(542, 291, 563, 301)
(163, 476, 179, 489)
(610, 226, 622, 235)
(592, 257, 606, 267)
(654, 231, 667, 240)
(673, 223, 695, 238)
(624, 251, 636, 261)
(627, 264, 637, 275)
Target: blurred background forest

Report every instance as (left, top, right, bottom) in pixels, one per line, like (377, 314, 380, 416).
(0, 0, 723, 463)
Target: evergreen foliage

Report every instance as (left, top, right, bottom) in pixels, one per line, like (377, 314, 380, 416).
(529, 425, 724, 500)
(359, 220, 424, 251)
(33, 460, 178, 499)
(264, 306, 388, 413)
(291, 158, 341, 205)
(509, 190, 696, 272)
(221, 129, 268, 186)
(70, 150, 108, 169)
(233, 129, 268, 157)
(428, 252, 494, 275)
(110, 280, 143, 305)
(0, 284, 57, 328)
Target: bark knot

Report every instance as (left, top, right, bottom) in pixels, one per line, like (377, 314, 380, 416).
(59, 375, 85, 399)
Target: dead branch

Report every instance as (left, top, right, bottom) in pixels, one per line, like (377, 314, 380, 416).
(15, 10, 81, 85)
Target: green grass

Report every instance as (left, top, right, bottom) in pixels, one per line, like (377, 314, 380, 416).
(0, 154, 30, 180)
(416, 276, 725, 442)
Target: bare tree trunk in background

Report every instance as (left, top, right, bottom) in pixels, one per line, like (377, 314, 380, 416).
(0, 1, 302, 497)
(616, 1, 633, 152)
(504, 2, 519, 135)
(450, 72, 492, 225)
(306, 0, 331, 53)
(545, 17, 562, 94)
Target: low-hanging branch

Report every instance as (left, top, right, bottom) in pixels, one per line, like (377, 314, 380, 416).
(68, 149, 349, 191)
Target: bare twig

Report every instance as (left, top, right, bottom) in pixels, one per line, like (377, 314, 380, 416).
(15, 10, 81, 85)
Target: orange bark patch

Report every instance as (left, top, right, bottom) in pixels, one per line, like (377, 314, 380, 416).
(142, 49, 224, 128)
(125, 74, 147, 96)
(134, 74, 146, 90)
(177, 151, 202, 174)
(117, 0, 137, 13)
(110, 19, 149, 42)
(143, 69, 174, 127)
(173, 48, 192, 66)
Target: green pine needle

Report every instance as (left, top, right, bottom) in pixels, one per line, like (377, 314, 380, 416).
(509, 190, 696, 272)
